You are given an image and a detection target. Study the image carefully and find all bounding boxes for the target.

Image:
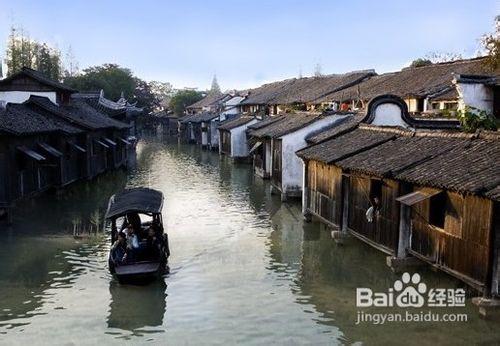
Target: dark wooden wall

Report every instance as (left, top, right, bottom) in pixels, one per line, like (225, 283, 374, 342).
(271, 139, 282, 189)
(347, 176, 400, 253)
(306, 160, 343, 226)
(410, 187, 493, 288)
(220, 130, 231, 155)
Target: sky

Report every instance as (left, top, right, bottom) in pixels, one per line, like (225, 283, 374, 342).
(0, 0, 498, 90)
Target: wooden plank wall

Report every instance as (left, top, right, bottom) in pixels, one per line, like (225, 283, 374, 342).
(347, 176, 400, 252)
(410, 187, 492, 285)
(306, 160, 342, 226)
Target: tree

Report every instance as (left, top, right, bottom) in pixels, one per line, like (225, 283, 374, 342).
(425, 51, 462, 63)
(64, 45, 79, 78)
(457, 106, 497, 133)
(133, 78, 160, 114)
(5, 25, 63, 80)
(148, 80, 174, 111)
(169, 90, 204, 115)
(64, 64, 136, 101)
(210, 74, 221, 95)
(409, 58, 433, 68)
(314, 63, 323, 77)
(481, 16, 500, 71)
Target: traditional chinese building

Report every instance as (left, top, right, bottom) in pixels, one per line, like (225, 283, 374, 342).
(297, 94, 500, 298)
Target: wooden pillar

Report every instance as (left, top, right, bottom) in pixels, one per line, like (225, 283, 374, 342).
(341, 174, 349, 235)
(111, 219, 117, 244)
(396, 204, 411, 259)
(302, 159, 311, 221)
(487, 201, 500, 297)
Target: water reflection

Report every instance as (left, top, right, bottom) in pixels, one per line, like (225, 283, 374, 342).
(1, 135, 500, 344)
(107, 280, 167, 335)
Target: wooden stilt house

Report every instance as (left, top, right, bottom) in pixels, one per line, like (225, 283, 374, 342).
(297, 94, 500, 295)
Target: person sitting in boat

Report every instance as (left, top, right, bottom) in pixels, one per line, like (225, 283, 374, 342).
(126, 212, 142, 235)
(123, 224, 140, 263)
(145, 226, 162, 260)
(110, 232, 127, 265)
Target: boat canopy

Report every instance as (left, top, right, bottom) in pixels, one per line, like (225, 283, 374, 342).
(105, 188, 164, 219)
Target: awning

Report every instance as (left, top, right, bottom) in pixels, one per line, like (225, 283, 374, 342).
(103, 138, 117, 146)
(95, 139, 110, 149)
(396, 190, 442, 206)
(119, 137, 131, 145)
(17, 146, 46, 161)
(249, 141, 262, 154)
(69, 142, 86, 153)
(39, 142, 63, 158)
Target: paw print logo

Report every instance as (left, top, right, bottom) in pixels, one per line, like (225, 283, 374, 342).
(394, 272, 427, 308)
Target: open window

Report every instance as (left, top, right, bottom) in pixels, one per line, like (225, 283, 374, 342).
(369, 179, 382, 203)
(429, 192, 446, 229)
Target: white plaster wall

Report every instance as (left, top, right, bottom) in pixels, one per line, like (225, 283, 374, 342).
(202, 129, 208, 146)
(371, 103, 410, 127)
(189, 124, 195, 140)
(456, 83, 494, 113)
(222, 96, 244, 115)
(404, 98, 418, 112)
(265, 141, 272, 174)
(280, 115, 348, 194)
(230, 119, 259, 157)
(0, 91, 57, 104)
(210, 119, 219, 148)
(301, 161, 307, 213)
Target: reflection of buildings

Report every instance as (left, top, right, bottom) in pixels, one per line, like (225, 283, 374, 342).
(260, 190, 500, 344)
(8, 169, 127, 235)
(107, 281, 167, 332)
(0, 238, 86, 328)
(294, 225, 500, 344)
(266, 202, 303, 273)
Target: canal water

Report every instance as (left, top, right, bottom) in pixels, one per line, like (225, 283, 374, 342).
(1, 136, 499, 345)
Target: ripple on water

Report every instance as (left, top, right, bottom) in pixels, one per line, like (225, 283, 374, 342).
(0, 138, 499, 345)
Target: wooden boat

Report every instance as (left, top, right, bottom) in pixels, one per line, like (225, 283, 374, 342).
(105, 187, 169, 284)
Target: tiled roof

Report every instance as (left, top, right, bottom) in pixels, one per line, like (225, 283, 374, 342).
(298, 124, 500, 197)
(0, 103, 82, 135)
(28, 96, 130, 130)
(185, 112, 219, 123)
(186, 93, 227, 109)
(218, 116, 256, 130)
(240, 80, 296, 105)
(394, 133, 500, 195)
(246, 116, 284, 131)
(315, 57, 498, 103)
(297, 127, 397, 163)
(305, 114, 362, 143)
(0, 67, 76, 92)
(248, 112, 321, 139)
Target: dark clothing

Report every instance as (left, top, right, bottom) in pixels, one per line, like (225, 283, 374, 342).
(111, 241, 126, 265)
(146, 236, 162, 260)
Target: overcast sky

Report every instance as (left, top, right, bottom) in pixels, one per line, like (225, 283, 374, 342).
(0, 0, 497, 90)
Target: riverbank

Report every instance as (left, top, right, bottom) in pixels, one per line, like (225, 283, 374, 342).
(1, 137, 499, 344)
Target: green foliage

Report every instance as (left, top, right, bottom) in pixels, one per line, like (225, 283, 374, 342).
(64, 64, 172, 112)
(482, 33, 500, 71)
(6, 26, 63, 80)
(64, 64, 136, 101)
(169, 90, 204, 115)
(284, 103, 307, 112)
(410, 58, 433, 68)
(148, 81, 174, 110)
(457, 106, 497, 133)
(133, 78, 159, 113)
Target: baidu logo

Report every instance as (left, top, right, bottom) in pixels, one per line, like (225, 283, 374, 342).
(394, 272, 427, 308)
(356, 272, 464, 308)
